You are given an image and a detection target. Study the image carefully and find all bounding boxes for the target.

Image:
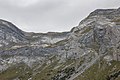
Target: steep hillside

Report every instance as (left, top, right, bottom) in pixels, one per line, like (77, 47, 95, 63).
(0, 19, 28, 48)
(0, 7, 120, 80)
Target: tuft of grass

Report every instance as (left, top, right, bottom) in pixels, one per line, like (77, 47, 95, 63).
(81, 27, 92, 34)
(111, 19, 120, 22)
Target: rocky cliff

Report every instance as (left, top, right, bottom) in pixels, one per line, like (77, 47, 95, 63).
(0, 7, 120, 80)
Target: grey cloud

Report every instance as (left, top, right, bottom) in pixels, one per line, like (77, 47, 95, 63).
(0, 0, 120, 32)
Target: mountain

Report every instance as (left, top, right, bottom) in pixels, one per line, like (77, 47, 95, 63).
(0, 19, 28, 48)
(0, 7, 120, 80)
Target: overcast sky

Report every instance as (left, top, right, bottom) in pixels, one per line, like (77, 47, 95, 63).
(0, 0, 120, 32)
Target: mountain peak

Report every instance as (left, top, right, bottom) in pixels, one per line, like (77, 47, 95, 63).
(0, 7, 120, 80)
(0, 19, 27, 47)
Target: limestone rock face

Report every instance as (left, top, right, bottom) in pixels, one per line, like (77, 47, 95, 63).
(70, 8, 120, 59)
(0, 7, 120, 80)
(0, 19, 28, 47)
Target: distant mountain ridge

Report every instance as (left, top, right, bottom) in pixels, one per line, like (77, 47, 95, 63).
(0, 7, 120, 80)
(0, 19, 69, 48)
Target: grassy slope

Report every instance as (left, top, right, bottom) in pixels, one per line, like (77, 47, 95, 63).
(0, 55, 120, 80)
(75, 60, 120, 80)
(32, 59, 75, 80)
(0, 56, 76, 80)
(0, 63, 32, 80)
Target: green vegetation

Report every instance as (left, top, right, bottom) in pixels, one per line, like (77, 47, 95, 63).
(53, 39, 68, 46)
(32, 58, 75, 80)
(75, 60, 120, 80)
(111, 18, 120, 25)
(91, 42, 100, 53)
(0, 63, 32, 80)
(1, 54, 120, 80)
(32, 60, 59, 80)
(0, 54, 76, 80)
(81, 27, 92, 34)
(45, 39, 68, 48)
(111, 18, 120, 22)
